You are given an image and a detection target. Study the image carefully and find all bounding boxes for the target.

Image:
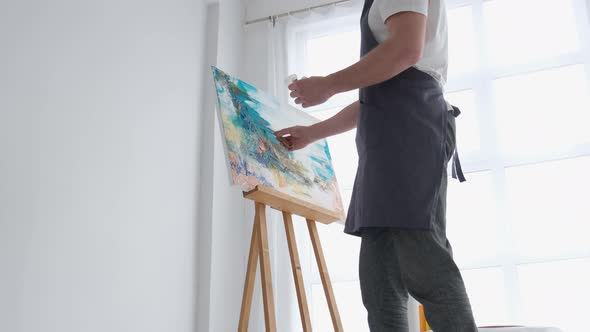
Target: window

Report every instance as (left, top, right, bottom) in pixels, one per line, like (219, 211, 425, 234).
(287, 0, 590, 330)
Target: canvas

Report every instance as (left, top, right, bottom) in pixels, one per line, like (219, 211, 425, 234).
(212, 66, 344, 216)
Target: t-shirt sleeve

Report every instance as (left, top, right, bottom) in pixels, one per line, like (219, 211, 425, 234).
(376, 0, 429, 23)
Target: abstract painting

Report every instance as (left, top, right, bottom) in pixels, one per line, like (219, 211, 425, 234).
(212, 66, 344, 216)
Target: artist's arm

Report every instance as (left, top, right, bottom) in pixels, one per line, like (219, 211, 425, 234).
(289, 11, 427, 108)
(274, 101, 359, 151)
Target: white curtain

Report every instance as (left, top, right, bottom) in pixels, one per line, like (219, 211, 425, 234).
(241, 5, 424, 330)
(242, 18, 302, 332)
(246, 0, 359, 22)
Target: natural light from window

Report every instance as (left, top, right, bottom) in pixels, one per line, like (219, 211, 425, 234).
(287, 0, 590, 331)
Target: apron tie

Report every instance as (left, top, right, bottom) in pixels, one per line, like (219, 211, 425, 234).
(450, 106, 466, 183)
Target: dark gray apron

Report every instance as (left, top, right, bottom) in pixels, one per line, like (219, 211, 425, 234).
(344, 0, 465, 236)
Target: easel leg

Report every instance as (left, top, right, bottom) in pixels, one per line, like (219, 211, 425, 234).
(257, 203, 277, 332)
(307, 219, 344, 332)
(238, 209, 261, 332)
(283, 212, 313, 332)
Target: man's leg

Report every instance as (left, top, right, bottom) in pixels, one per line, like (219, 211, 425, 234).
(359, 228, 410, 332)
(393, 172, 478, 332)
(393, 229, 477, 332)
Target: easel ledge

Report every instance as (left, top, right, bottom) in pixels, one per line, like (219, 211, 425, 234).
(243, 186, 344, 224)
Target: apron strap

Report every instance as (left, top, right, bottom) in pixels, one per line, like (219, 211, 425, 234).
(450, 105, 467, 183)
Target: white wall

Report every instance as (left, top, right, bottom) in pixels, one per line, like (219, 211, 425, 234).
(0, 1, 206, 332)
(196, 0, 253, 331)
(205, 0, 257, 331)
(196, 4, 220, 332)
(198, 2, 297, 330)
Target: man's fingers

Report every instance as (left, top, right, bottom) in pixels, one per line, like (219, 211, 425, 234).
(274, 127, 295, 138)
(286, 140, 297, 151)
(279, 137, 295, 150)
(290, 91, 299, 98)
(294, 97, 303, 105)
(288, 82, 299, 91)
(276, 135, 301, 151)
(280, 140, 291, 149)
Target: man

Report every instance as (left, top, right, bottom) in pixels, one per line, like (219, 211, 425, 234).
(275, 0, 478, 331)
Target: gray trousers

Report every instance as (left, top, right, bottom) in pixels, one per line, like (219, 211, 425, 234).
(358, 116, 478, 332)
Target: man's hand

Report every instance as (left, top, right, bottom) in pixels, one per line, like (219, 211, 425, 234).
(288, 76, 336, 108)
(274, 125, 318, 151)
(275, 100, 359, 149)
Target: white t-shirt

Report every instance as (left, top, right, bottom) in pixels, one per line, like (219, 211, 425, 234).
(368, 0, 449, 87)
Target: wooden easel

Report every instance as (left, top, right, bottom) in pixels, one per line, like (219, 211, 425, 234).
(237, 186, 344, 332)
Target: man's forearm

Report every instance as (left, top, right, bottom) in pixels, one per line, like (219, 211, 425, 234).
(308, 101, 359, 140)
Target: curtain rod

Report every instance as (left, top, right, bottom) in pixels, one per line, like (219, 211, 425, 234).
(245, 0, 352, 25)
